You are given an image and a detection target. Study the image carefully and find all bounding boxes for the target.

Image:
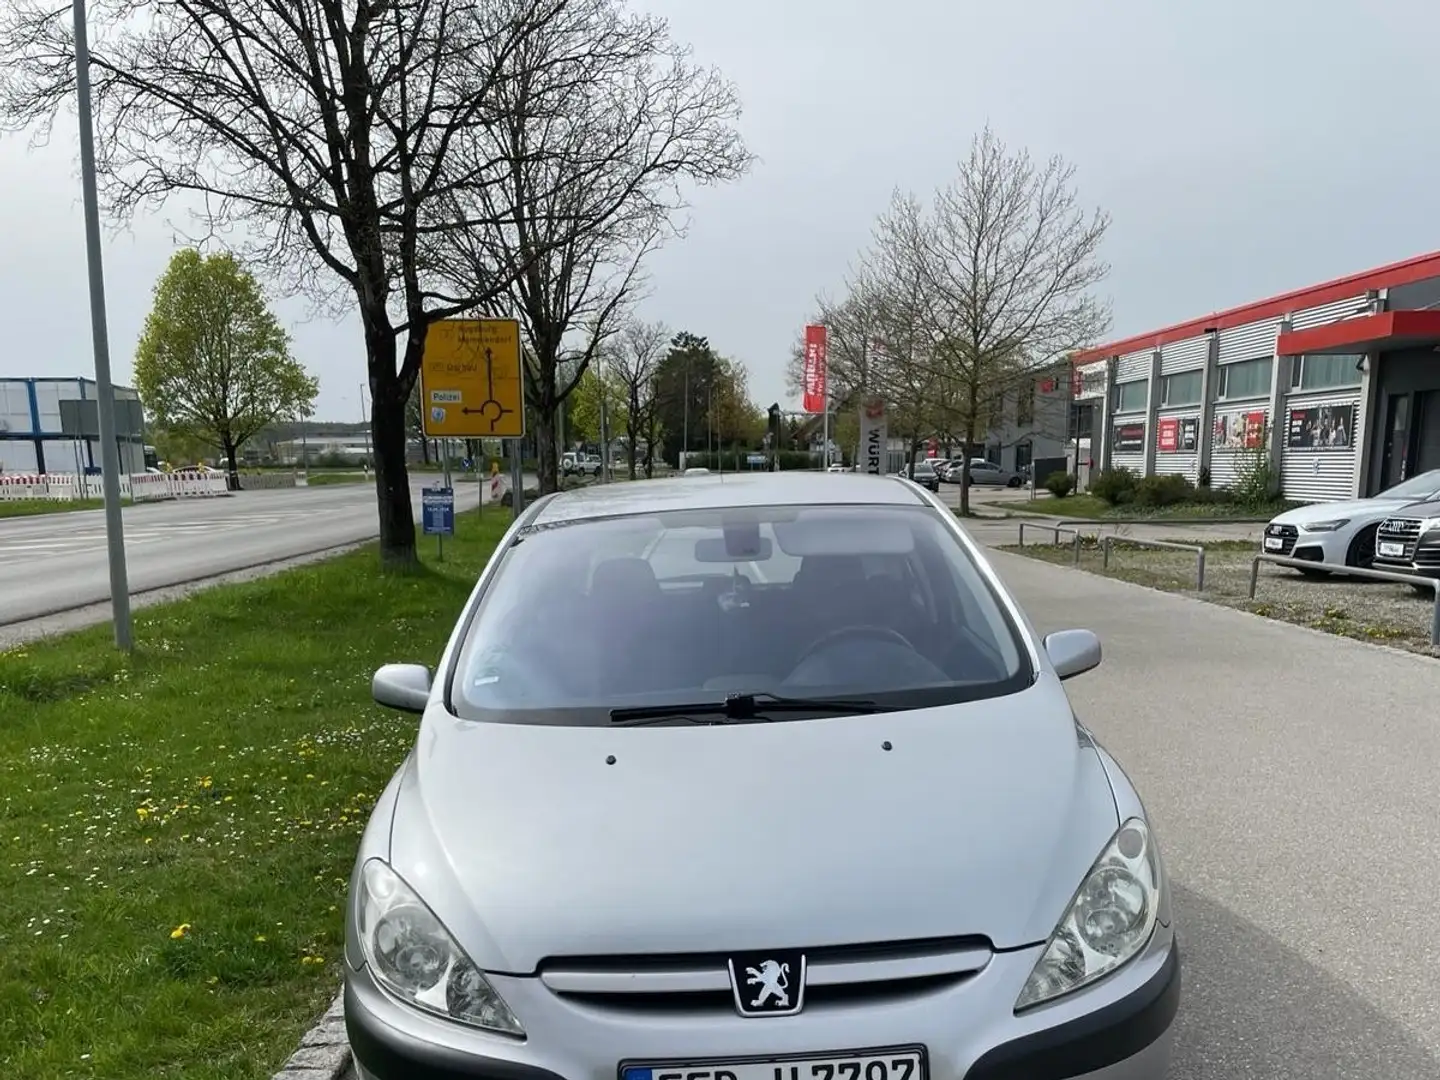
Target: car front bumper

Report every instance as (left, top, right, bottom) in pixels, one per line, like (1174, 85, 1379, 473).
(1262, 525, 1351, 565)
(346, 924, 1179, 1080)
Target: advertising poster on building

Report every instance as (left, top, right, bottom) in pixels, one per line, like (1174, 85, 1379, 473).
(1179, 416, 1198, 451)
(859, 397, 888, 475)
(1213, 410, 1267, 450)
(802, 324, 828, 414)
(1111, 422, 1146, 454)
(1157, 417, 1178, 452)
(1157, 417, 1199, 453)
(1286, 403, 1354, 450)
(1071, 362, 1107, 400)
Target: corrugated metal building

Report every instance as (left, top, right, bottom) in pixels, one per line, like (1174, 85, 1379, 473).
(0, 377, 147, 476)
(1071, 250, 1440, 503)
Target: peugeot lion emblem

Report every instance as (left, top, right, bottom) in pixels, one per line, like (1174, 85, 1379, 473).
(727, 950, 807, 1017)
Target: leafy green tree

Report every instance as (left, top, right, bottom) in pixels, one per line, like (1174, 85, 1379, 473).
(133, 249, 318, 489)
(568, 366, 626, 446)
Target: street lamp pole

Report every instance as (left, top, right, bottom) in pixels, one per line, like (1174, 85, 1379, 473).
(73, 0, 132, 651)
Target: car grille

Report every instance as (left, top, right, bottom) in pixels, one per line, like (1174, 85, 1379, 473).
(1264, 523, 1298, 556)
(538, 935, 991, 1015)
(1376, 518, 1423, 563)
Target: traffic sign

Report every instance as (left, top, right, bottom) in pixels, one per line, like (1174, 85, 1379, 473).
(421, 486, 455, 535)
(420, 319, 526, 438)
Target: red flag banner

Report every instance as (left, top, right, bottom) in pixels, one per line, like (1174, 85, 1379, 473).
(802, 324, 828, 414)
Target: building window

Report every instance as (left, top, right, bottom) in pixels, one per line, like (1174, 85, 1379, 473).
(1068, 400, 1095, 440)
(1291, 354, 1363, 392)
(1161, 370, 1202, 406)
(1017, 381, 1035, 425)
(1216, 357, 1273, 401)
(1111, 379, 1147, 413)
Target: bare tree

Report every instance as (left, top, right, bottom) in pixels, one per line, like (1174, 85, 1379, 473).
(0, 0, 607, 566)
(436, 0, 751, 493)
(607, 318, 669, 478)
(907, 127, 1111, 513)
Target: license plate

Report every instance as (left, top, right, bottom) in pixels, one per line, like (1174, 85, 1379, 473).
(1378, 541, 1405, 558)
(1264, 536, 1284, 550)
(623, 1048, 925, 1080)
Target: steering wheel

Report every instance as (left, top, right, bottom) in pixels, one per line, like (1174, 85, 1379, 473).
(794, 624, 918, 668)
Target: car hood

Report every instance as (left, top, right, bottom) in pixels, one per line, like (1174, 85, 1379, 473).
(386, 677, 1119, 973)
(1391, 499, 1440, 522)
(1269, 497, 1408, 526)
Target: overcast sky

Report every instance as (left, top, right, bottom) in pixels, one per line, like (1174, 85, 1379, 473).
(3, 0, 1437, 422)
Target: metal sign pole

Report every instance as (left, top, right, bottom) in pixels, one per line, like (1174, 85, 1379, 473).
(822, 394, 830, 470)
(509, 439, 525, 519)
(438, 441, 448, 561)
(74, 0, 132, 651)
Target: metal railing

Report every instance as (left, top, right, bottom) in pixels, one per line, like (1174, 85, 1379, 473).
(1102, 535, 1208, 592)
(1016, 522, 1085, 566)
(1249, 554, 1440, 646)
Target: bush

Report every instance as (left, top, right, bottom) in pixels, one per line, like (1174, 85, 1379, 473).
(1132, 473, 1194, 507)
(1043, 471, 1076, 498)
(1089, 467, 1139, 505)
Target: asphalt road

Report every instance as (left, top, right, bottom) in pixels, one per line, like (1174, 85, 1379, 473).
(993, 551, 1440, 1078)
(0, 477, 497, 629)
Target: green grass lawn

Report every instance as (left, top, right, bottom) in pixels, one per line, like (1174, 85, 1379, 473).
(0, 499, 110, 518)
(0, 513, 510, 1080)
(1014, 493, 1285, 521)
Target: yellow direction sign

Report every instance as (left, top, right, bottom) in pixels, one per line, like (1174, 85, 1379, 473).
(420, 318, 526, 439)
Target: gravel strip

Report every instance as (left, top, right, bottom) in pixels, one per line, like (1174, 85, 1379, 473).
(1004, 541, 1440, 657)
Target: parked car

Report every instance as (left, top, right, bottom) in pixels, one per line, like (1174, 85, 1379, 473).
(947, 459, 1021, 487)
(563, 455, 603, 478)
(345, 472, 1180, 1080)
(1262, 468, 1440, 574)
(907, 458, 941, 492)
(1371, 500, 1440, 588)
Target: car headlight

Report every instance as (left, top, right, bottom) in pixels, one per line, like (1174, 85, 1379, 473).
(1015, 817, 1161, 1012)
(1421, 519, 1440, 533)
(357, 859, 524, 1036)
(1298, 519, 1350, 532)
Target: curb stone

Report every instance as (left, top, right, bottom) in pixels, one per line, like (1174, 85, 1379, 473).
(272, 991, 351, 1080)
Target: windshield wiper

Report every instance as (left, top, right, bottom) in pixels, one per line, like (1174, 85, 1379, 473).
(610, 692, 882, 725)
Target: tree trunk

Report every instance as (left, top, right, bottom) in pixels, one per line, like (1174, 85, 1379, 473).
(535, 407, 558, 494)
(221, 433, 240, 492)
(368, 323, 417, 568)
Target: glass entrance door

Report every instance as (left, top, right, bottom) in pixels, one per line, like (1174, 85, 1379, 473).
(1381, 393, 1412, 488)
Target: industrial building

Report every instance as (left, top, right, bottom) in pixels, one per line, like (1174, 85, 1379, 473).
(0, 377, 148, 476)
(1073, 249, 1440, 503)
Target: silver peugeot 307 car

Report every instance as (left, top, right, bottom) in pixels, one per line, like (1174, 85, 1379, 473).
(344, 471, 1180, 1080)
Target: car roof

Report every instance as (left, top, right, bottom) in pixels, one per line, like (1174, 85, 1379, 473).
(530, 471, 929, 525)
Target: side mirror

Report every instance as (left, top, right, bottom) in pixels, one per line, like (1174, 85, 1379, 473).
(372, 663, 433, 713)
(1043, 629, 1102, 681)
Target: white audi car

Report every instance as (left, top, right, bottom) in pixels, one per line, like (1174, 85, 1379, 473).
(1262, 469, 1440, 573)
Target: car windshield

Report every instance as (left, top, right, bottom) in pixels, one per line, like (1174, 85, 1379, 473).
(450, 503, 1031, 725)
(1375, 470, 1440, 501)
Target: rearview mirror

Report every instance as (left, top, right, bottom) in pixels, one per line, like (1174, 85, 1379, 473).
(372, 663, 433, 713)
(1043, 629, 1102, 681)
(695, 536, 773, 562)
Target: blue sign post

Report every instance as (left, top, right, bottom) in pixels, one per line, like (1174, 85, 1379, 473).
(422, 486, 455, 560)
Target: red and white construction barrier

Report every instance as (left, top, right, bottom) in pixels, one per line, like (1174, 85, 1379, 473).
(0, 469, 229, 503)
